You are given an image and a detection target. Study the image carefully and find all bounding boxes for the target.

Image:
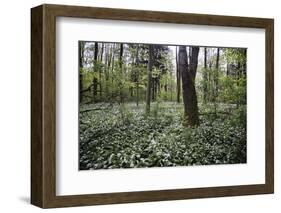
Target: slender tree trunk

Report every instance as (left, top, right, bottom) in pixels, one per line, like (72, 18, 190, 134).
(119, 43, 124, 103)
(153, 77, 158, 101)
(108, 44, 112, 69)
(226, 63, 230, 76)
(170, 71, 173, 101)
(104, 45, 109, 98)
(119, 43, 123, 68)
(236, 61, 241, 108)
(176, 46, 181, 103)
(135, 45, 140, 107)
(203, 47, 208, 104)
(92, 42, 98, 102)
(111, 44, 115, 100)
(180, 46, 199, 127)
(155, 78, 158, 100)
(215, 48, 220, 99)
(99, 44, 104, 100)
(157, 78, 161, 94)
(151, 79, 155, 101)
(154, 79, 157, 101)
(129, 51, 136, 100)
(242, 49, 247, 76)
(213, 48, 220, 115)
(208, 58, 214, 102)
(79, 42, 84, 103)
(100, 43, 104, 61)
(164, 84, 167, 92)
(146, 45, 154, 114)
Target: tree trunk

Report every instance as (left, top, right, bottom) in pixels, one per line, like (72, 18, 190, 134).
(135, 45, 140, 106)
(176, 46, 181, 103)
(215, 48, 220, 99)
(180, 46, 199, 127)
(92, 42, 98, 102)
(151, 78, 155, 101)
(79, 42, 84, 103)
(226, 63, 230, 76)
(170, 71, 173, 101)
(236, 61, 241, 108)
(111, 44, 115, 100)
(208, 58, 213, 102)
(119, 43, 124, 103)
(242, 49, 247, 76)
(214, 48, 220, 115)
(119, 43, 123, 68)
(104, 45, 110, 97)
(100, 43, 104, 61)
(203, 47, 208, 104)
(99, 43, 104, 100)
(146, 45, 154, 114)
(157, 78, 161, 94)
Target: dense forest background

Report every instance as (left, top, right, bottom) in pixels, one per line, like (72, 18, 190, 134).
(79, 41, 247, 170)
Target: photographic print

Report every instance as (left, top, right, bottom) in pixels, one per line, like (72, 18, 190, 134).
(31, 5, 274, 207)
(79, 42, 247, 170)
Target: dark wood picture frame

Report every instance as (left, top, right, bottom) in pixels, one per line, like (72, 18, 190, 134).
(31, 4, 274, 208)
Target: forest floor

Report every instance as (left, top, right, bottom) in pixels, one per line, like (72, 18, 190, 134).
(79, 102, 246, 170)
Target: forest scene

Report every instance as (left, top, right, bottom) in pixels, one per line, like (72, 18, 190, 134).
(79, 41, 247, 170)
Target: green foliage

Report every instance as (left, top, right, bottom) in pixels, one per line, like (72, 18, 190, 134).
(223, 48, 246, 65)
(219, 76, 246, 104)
(79, 102, 246, 170)
(230, 105, 247, 129)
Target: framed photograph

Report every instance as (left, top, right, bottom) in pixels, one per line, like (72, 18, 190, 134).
(31, 4, 274, 208)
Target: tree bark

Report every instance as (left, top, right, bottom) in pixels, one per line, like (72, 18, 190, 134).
(203, 47, 208, 104)
(119, 43, 124, 103)
(92, 42, 98, 102)
(226, 63, 230, 76)
(180, 46, 199, 127)
(119, 43, 123, 68)
(215, 48, 220, 99)
(99, 43, 104, 100)
(151, 78, 155, 101)
(213, 48, 220, 115)
(100, 43, 104, 61)
(135, 45, 140, 106)
(242, 49, 247, 76)
(104, 45, 109, 97)
(170, 71, 173, 101)
(176, 46, 181, 103)
(79, 41, 84, 103)
(111, 44, 115, 100)
(146, 45, 154, 114)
